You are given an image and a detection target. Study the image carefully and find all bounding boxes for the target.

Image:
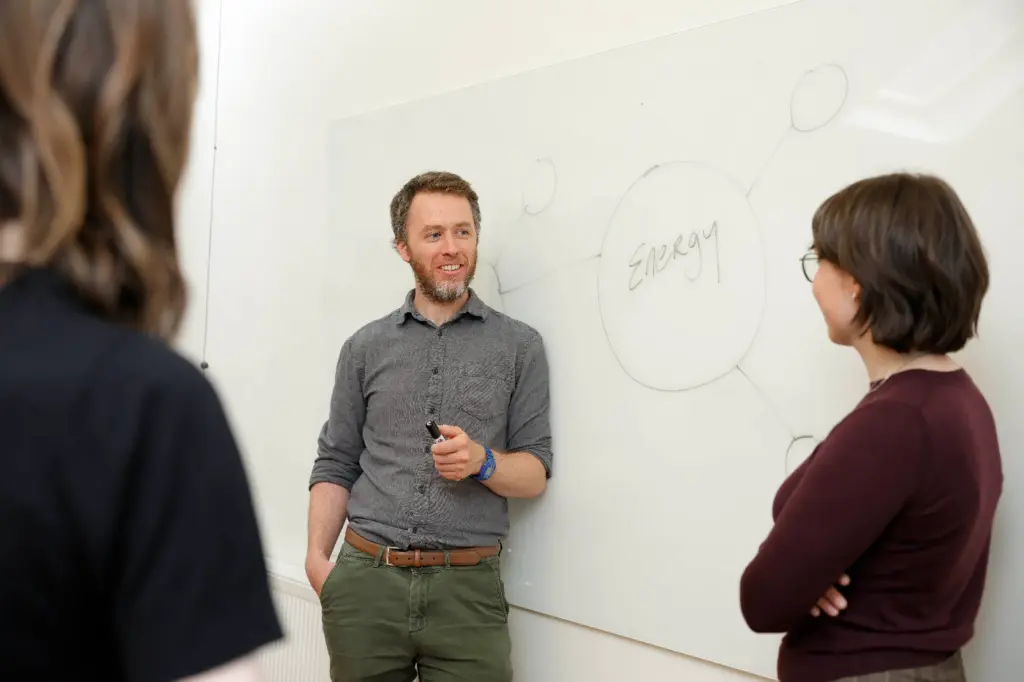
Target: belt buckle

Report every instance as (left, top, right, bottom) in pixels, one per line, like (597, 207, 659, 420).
(382, 546, 397, 566)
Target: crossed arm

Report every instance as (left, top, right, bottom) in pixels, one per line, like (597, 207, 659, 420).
(739, 402, 925, 632)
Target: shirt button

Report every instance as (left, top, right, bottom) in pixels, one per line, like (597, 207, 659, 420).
(437, 329, 443, 337)
(417, 485, 426, 493)
(432, 367, 438, 374)
(424, 445, 431, 453)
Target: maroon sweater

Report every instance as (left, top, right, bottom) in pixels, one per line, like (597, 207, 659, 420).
(740, 369, 1002, 682)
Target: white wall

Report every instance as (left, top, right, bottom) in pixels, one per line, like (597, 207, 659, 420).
(178, 1, 1017, 680)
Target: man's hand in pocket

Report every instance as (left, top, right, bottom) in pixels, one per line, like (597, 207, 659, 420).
(306, 554, 336, 596)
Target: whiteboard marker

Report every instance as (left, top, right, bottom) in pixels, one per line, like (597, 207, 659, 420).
(425, 419, 446, 444)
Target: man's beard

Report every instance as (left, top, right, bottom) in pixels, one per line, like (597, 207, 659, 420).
(410, 255, 477, 303)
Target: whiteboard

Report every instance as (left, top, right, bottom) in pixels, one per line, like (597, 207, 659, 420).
(320, 0, 1023, 678)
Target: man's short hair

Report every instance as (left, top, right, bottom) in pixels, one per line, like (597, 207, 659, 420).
(389, 171, 481, 245)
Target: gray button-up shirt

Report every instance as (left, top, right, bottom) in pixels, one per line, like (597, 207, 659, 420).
(309, 289, 553, 549)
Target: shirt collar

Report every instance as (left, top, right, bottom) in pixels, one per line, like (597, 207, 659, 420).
(394, 288, 490, 325)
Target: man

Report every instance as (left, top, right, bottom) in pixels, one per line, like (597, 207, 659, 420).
(305, 170, 553, 682)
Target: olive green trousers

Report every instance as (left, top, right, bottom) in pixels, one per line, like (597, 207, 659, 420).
(319, 541, 513, 682)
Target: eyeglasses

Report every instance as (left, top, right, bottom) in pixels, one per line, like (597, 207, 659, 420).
(800, 251, 820, 282)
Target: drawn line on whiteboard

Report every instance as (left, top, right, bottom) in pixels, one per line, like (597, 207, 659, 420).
(734, 364, 796, 440)
(489, 214, 526, 279)
(498, 254, 601, 295)
(490, 260, 504, 296)
(747, 63, 849, 199)
(746, 127, 791, 199)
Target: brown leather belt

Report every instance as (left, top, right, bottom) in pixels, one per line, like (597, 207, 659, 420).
(345, 527, 498, 567)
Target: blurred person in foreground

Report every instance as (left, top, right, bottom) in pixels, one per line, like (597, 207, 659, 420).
(740, 172, 1002, 682)
(0, 2, 283, 681)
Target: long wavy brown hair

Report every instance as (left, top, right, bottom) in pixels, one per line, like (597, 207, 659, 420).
(0, 0, 198, 340)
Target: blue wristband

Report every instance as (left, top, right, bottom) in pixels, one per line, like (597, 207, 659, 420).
(472, 446, 496, 481)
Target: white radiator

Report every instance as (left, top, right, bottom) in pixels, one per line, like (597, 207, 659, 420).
(256, 566, 331, 682)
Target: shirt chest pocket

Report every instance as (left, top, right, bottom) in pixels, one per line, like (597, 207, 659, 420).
(454, 364, 510, 422)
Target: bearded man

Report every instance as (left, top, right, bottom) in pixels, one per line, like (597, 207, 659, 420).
(305, 170, 553, 682)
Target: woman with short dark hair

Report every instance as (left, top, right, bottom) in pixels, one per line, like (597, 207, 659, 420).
(0, 2, 282, 681)
(739, 173, 1002, 682)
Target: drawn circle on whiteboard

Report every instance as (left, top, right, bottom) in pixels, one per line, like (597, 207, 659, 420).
(522, 158, 558, 215)
(790, 64, 849, 132)
(785, 435, 820, 473)
(597, 161, 766, 391)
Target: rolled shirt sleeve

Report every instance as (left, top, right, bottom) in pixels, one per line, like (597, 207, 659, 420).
(309, 336, 366, 490)
(506, 332, 553, 476)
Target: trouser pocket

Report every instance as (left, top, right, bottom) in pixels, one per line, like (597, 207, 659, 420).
(320, 544, 417, 681)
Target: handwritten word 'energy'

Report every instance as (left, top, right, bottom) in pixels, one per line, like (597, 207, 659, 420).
(628, 221, 721, 291)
